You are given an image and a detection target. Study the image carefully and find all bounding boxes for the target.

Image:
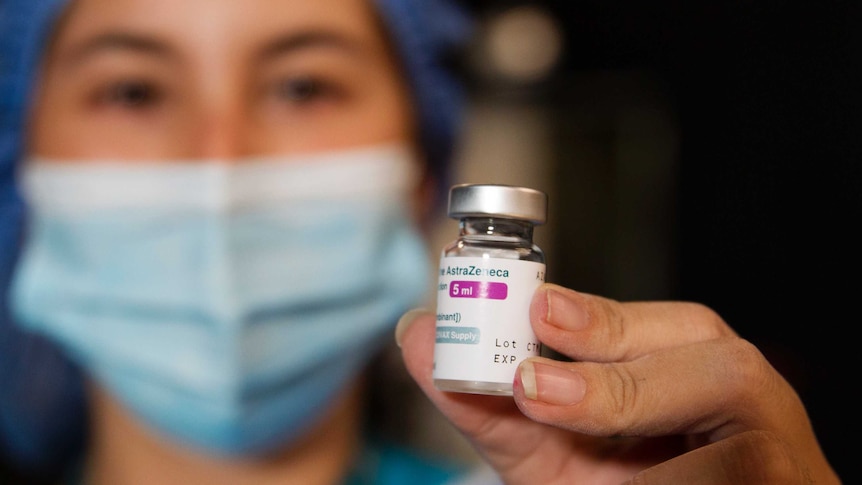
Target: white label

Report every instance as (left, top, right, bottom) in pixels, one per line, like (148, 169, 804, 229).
(433, 256, 546, 385)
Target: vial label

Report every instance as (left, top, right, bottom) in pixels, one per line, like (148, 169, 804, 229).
(433, 256, 546, 386)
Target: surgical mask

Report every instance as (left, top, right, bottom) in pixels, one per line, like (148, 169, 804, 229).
(9, 144, 431, 455)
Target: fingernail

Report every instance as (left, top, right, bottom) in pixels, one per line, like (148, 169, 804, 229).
(520, 360, 539, 399)
(519, 360, 586, 405)
(545, 285, 590, 331)
(395, 308, 430, 348)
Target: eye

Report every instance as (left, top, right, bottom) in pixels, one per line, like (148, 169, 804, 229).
(95, 80, 163, 109)
(271, 76, 342, 105)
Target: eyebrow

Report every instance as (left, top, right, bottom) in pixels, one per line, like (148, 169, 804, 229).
(57, 29, 368, 70)
(62, 32, 175, 66)
(256, 30, 366, 63)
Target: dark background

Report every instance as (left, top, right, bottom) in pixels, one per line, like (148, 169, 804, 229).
(462, 0, 861, 482)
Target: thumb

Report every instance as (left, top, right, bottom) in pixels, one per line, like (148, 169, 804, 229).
(396, 308, 521, 428)
(395, 309, 550, 466)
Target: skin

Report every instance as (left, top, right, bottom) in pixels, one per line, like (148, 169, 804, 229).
(397, 284, 842, 484)
(27, 0, 423, 483)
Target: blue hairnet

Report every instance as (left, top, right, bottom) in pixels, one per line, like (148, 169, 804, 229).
(0, 1, 90, 478)
(0, 0, 471, 477)
(375, 0, 473, 195)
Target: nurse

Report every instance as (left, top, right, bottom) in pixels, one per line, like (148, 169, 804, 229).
(2, 0, 470, 483)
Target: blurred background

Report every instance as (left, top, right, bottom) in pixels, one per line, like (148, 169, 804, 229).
(421, 0, 860, 481)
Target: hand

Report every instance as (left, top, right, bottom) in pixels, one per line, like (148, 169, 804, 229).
(396, 283, 840, 484)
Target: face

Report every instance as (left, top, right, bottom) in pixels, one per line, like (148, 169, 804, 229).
(27, 0, 416, 163)
(13, 2, 434, 457)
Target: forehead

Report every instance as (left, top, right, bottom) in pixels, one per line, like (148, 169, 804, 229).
(50, 0, 391, 61)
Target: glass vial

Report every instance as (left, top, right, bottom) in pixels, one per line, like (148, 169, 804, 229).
(433, 184, 547, 396)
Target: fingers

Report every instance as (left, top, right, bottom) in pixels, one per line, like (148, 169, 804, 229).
(523, 284, 812, 440)
(513, 338, 802, 438)
(396, 305, 839, 485)
(519, 284, 840, 483)
(531, 283, 736, 362)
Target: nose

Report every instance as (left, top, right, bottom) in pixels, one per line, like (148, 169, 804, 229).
(190, 101, 249, 161)
(180, 71, 254, 162)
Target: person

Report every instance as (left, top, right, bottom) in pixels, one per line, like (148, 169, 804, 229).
(0, 0, 475, 484)
(0, 2, 841, 485)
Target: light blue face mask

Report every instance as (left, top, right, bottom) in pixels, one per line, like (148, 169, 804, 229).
(9, 144, 431, 456)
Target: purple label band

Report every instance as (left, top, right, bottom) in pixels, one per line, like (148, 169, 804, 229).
(449, 281, 508, 300)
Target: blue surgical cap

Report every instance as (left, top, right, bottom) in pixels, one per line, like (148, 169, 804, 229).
(0, 0, 471, 477)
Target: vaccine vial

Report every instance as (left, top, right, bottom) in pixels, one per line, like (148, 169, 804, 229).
(433, 184, 547, 396)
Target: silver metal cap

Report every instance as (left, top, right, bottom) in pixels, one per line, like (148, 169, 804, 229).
(448, 184, 547, 224)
